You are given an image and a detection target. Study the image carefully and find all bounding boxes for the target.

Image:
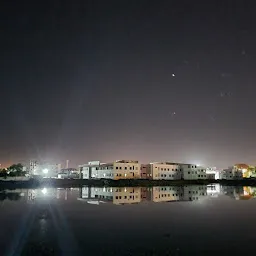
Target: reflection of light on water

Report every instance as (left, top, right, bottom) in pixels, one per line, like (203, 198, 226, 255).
(41, 188, 47, 195)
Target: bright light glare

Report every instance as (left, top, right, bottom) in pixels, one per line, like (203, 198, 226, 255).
(41, 188, 47, 195)
(43, 168, 48, 174)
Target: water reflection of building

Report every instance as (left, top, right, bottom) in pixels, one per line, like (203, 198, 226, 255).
(78, 187, 141, 205)
(183, 185, 208, 201)
(26, 188, 76, 203)
(221, 186, 245, 200)
(206, 184, 221, 197)
(220, 167, 243, 180)
(152, 186, 182, 202)
(243, 187, 256, 199)
(141, 187, 152, 201)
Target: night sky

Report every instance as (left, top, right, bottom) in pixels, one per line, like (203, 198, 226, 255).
(1, 1, 256, 168)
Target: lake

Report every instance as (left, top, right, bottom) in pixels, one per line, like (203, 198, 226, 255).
(0, 184, 255, 255)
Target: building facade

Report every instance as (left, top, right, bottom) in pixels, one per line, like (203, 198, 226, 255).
(220, 167, 243, 180)
(180, 164, 207, 180)
(79, 160, 140, 180)
(145, 162, 181, 180)
(113, 160, 141, 180)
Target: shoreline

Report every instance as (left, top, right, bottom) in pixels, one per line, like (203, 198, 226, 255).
(1, 178, 256, 189)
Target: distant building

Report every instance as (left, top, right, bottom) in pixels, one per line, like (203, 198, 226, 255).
(113, 160, 141, 180)
(180, 164, 207, 180)
(144, 162, 181, 180)
(220, 167, 243, 180)
(140, 164, 151, 179)
(79, 160, 140, 180)
(234, 163, 250, 178)
(29, 160, 38, 175)
(29, 160, 59, 177)
(206, 167, 220, 180)
(79, 161, 114, 179)
(57, 168, 79, 179)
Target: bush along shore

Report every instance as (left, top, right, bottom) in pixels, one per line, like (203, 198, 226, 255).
(1, 178, 256, 189)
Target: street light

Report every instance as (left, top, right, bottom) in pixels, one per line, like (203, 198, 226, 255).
(43, 169, 49, 174)
(41, 188, 47, 195)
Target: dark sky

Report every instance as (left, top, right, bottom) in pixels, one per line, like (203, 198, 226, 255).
(1, 0, 256, 168)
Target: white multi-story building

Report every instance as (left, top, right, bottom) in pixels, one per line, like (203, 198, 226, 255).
(29, 160, 59, 177)
(220, 167, 243, 180)
(93, 163, 114, 179)
(206, 167, 220, 180)
(79, 161, 101, 179)
(79, 160, 140, 180)
(145, 162, 181, 180)
(29, 160, 38, 175)
(180, 164, 207, 180)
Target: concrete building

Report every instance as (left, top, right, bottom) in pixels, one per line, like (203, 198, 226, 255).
(113, 160, 141, 180)
(79, 161, 101, 179)
(79, 160, 140, 180)
(145, 162, 181, 180)
(29, 160, 39, 175)
(57, 168, 79, 179)
(206, 167, 220, 180)
(29, 160, 59, 178)
(93, 163, 114, 179)
(220, 167, 243, 180)
(140, 164, 151, 179)
(180, 164, 207, 180)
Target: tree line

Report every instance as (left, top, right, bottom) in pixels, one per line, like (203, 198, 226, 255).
(0, 163, 27, 177)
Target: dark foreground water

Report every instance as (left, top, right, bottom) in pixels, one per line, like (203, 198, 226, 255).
(0, 185, 255, 256)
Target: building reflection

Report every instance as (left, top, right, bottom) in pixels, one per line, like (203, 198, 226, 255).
(77, 185, 255, 204)
(78, 187, 141, 205)
(152, 186, 182, 202)
(2, 185, 255, 204)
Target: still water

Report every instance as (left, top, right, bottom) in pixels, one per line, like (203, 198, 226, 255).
(0, 185, 255, 255)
